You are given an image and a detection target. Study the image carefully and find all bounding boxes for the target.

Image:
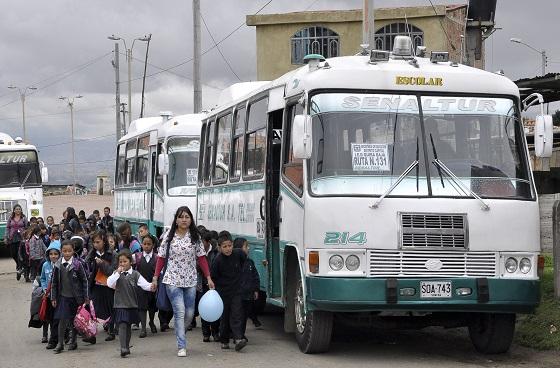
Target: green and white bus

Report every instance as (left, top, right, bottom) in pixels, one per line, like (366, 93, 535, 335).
(0, 133, 48, 243)
(114, 114, 203, 236)
(196, 36, 553, 354)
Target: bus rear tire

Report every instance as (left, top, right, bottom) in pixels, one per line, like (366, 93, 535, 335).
(468, 313, 515, 354)
(294, 272, 333, 354)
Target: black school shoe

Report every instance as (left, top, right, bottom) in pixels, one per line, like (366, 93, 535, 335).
(203, 336, 211, 342)
(120, 348, 130, 358)
(234, 339, 247, 352)
(82, 336, 96, 345)
(139, 330, 147, 338)
(105, 334, 115, 341)
(149, 321, 157, 334)
(221, 343, 230, 349)
(46, 342, 57, 350)
(160, 323, 169, 332)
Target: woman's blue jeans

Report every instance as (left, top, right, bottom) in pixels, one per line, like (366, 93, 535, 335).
(165, 284, 196, 349)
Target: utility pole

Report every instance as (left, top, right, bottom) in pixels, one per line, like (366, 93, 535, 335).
(127, 48, 132, 128)
(59, 95, 83, 195)
(112, 42, 121, 141)
(193, 0, 202, 113)
(140, 34, 152, 118)
(120, 103, 127, 132)
(7, 85, 36, 142)
(362, 0, 375, 48)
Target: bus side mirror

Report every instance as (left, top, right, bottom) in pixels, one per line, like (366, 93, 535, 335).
(535, 115, 553, 158)
(293, 114, 312, 159)
(158, 153, 169, 175)
(41, 166, 48, 183)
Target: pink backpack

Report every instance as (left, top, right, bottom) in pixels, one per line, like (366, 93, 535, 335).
(74, 302, 97, 338)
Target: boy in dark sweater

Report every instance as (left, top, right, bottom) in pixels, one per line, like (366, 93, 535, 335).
(234, 237, 262, 339)
(210, 231, 247, 351)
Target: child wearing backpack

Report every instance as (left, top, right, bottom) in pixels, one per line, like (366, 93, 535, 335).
(29, 225, 47, 282)
(41, 241, 61, 349)
(134, 236, 158, 337)
(50, 240, 89, 354)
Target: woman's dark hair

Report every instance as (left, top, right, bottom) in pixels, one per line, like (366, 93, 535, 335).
(90, 230, 109, 252)
(117, 222, 133, 248)
(10, 204, 24, 220)
(78, 210, 86, 218)
(66, 207, 78, 221)
(118, 248, 133, 263)
(233, 237, 247, 249)
(30, 224, 41, 236)
(39, 224, 47, 231)
(166, 206, 200, 245)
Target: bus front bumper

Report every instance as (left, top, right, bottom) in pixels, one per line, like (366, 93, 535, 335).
(306, 276, 539, 314)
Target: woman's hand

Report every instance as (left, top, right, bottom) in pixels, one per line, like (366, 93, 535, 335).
(207, 276, 215, 290)
(95, 258, 103, 265)
(51, 300, 57, 308)
(151, 276, 158, 292)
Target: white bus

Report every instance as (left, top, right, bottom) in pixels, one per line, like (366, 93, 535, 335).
(197, 36, 553, 354)
(0, 133, 48, 243)
(114, 114, 203, 236)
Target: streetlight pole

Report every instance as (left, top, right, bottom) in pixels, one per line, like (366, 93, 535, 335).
(59, 95, 83, 195)
(7, 85, 37, 142)
(108, 34, 151, 131)
(140, 34, 152, 118)
(510, 38, 547, 76)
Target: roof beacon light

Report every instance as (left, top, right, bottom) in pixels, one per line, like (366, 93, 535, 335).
(416, 46, 427, 58)
(14, 136, 23, 144)
(430, 51, 450, 63)
(304, 54, 326, 72)
(393, 36, 413, 56)
(369, 50, 390, 64)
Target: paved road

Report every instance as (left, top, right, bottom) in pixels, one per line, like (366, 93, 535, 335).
(0, 259, 557, 368)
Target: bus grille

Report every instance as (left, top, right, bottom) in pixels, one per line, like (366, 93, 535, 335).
(368, 250, 497, 277)
(0, 200, 21, 223)
(400, 213, 467, 249)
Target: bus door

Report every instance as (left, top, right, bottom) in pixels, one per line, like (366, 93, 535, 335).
(265, 102, 285, 299)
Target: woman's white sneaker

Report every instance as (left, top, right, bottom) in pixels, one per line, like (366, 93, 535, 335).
(177, 348, 187, 357)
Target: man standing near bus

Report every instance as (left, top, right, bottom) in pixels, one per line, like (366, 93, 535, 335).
(101, 207, 114, 234)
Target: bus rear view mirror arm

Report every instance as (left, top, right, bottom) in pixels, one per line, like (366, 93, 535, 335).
(158, 153, 169, 175)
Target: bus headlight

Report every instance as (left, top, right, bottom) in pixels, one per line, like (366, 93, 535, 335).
(345, 255, 360, 271)
(519, 258, 532, 274)
(505, 257, 518, 273)
(329, 255, 344, 271)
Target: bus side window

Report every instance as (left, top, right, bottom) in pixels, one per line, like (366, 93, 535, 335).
(230, 106, 246, 181)
(282, 103, 304, 193)
(203, 120, 215, 186)
(244, 97, 268, 179)
(125, 139, 137, 185)
(155, 142, 163, 191)
(213, 112, 232, 183)
(116, 142, 126, 186)
(136, 135, 150, 184)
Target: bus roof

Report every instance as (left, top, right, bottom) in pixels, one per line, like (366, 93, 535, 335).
(159, 114, 204, 139)
(0, 132, 38, 151)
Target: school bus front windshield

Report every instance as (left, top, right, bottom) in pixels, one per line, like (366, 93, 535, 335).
(308, 93, 533, 200)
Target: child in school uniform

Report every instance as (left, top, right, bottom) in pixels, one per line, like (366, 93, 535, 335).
(50, 240, 89, 354)
(234, 237, 262, 340)
(211, 231, 247, 351)
(40, 240, 61, 348)
(134, 236, 158, 337)
(85, 230, 116, 342)
(200, 230, 220, 342)
(107, 249, 154, 357)
(29, 225, 47, 282)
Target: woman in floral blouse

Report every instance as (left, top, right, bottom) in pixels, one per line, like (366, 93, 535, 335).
(153, 206, 214, 357)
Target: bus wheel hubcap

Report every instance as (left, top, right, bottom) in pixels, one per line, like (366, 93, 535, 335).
(295, 281, 306, 334)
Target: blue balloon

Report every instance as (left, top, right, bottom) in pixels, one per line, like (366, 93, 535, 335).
(198, 290, 224, 322)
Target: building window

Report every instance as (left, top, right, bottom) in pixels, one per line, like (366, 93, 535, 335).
(291, 26, 339, 65)
(374, 23, 423, 52)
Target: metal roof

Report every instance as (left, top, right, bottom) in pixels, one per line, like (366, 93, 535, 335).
(515, 73, 560, 103)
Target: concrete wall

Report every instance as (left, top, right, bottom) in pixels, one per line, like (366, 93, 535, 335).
(248, 6, 464, 81)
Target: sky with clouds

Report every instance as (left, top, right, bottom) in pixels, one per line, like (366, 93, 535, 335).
(0, 0, 558, 186)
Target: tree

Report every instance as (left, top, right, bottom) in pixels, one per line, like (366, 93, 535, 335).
(553, 110, 560, 126)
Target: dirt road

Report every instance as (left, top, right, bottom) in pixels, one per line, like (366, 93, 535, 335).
(43, 194, 113, 220)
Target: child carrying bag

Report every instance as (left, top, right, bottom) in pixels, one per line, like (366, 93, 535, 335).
(74, 301, 98, 338)
(155, 235, 172, 311)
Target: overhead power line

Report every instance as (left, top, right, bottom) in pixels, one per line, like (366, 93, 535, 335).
(201, 14, 242, 81)
(129, 0, 273, 83)
(45, 158, 115, 166)
(37, 133, 116, 149)
(0, 104, 114, 121)
(427, 0, 456, 51)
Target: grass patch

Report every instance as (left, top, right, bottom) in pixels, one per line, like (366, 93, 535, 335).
(515, 254, 560, 350)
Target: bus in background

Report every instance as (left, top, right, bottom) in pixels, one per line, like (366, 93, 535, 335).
(113, 113, 203, 237)
(196, 36, 553, 354)
(0, 133, 48, 243)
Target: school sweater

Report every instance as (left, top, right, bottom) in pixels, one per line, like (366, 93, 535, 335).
(210, 249, 247, 298)
(107, 269, 152, 308)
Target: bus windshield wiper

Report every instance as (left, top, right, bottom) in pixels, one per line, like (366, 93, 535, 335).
(370, 159, 418, 209)
(432, 159, 490, 211)
(20, 169, 32, 189)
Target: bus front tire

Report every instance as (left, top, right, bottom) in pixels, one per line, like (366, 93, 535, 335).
(294, 272, 333, 354)
(468, 313, 516, 354)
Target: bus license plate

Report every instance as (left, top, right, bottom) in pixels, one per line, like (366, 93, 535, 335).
(420, 281, 452, 298)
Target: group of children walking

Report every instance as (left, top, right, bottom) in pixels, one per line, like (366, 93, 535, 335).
(28, 206, 262, 358)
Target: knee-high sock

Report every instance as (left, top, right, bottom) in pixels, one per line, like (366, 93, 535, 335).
(57, 319, 67, 346)
(119, 323, 128, 351)
(126, 324, 132, 348)
(139, 310, 147, 331)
